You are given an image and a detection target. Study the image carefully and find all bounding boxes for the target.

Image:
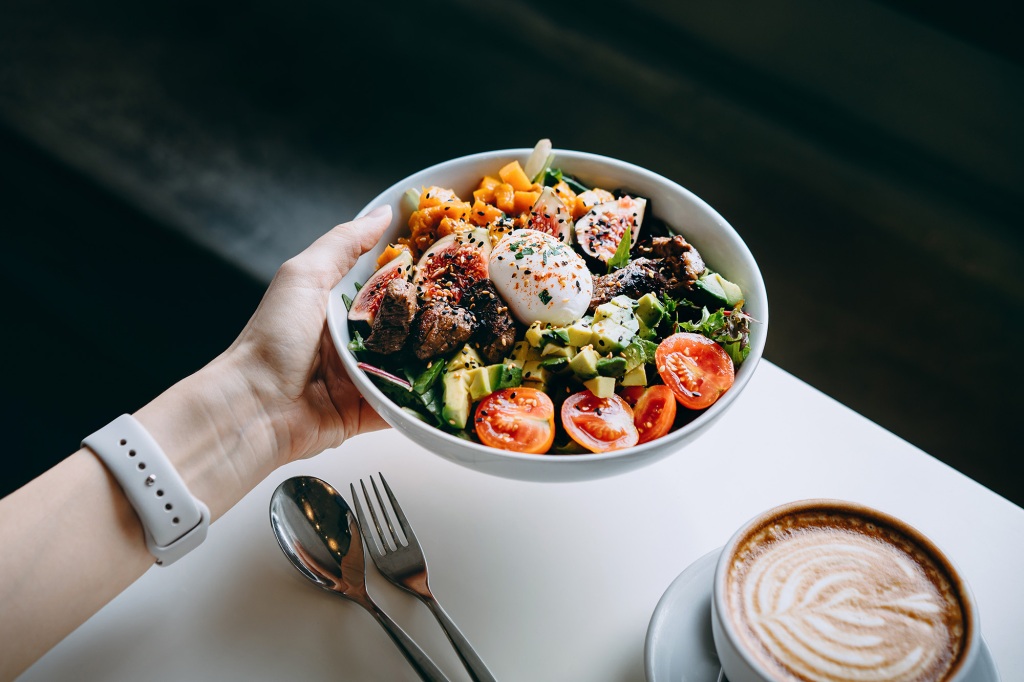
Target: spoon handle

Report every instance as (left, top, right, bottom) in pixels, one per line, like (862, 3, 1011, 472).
(364, 599, 453, 682)
(422, 596, 498, 682)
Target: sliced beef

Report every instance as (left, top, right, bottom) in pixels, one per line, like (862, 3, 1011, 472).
(364, 278, 418, 354)
(636, 235, 706, 283)
(411, 300, 477, 360)
(463, 280, 517, 364)
(588, 257, 669, 312)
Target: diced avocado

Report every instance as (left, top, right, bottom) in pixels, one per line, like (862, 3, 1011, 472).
(508, 341, 532, 369)
(584, 375, 616, 399)
(525, 321, 550, 348)
(539, 356, 571, 374)
(596, 356, 627, 378)
(564, 317, 594, 346)
(542, 327, 571, 345)
(466, 365, 498, 401)
(590, 319, 634, 353)
(609, 295, 637, 310)
(636, 293, 666, 328)
(637, 317, 656, 340)
(593, 301, 630, 325)
(541, 343, 576, 358)
(494, 362, 523, 391)
(593, 301, 640, 336)
(720, 278, 744, 306)
(447, 344, 483, 372)
(441, 369, 471, 429)
(522, 360, 552, 390)
(468, 363, 523, 400)
(569, 347, 601, 380)
(622, 337, 660, 372)
(695, 272, 744, 307)
(620, 364, 648, 386)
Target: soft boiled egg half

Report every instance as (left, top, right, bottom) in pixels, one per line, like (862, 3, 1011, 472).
(489, 229, 593, 326)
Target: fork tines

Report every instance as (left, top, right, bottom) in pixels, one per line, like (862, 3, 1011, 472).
(350, 473, 419, 556)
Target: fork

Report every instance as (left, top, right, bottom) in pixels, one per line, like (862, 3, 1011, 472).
(351, 474, 498, 682)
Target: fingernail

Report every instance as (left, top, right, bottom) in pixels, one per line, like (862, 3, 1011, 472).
(364, 205, 391, 219)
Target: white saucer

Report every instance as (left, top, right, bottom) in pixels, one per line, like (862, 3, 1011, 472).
(644, 547, 1001, 682)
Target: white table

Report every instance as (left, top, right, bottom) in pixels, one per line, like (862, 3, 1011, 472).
(20, 362, 1024, 681)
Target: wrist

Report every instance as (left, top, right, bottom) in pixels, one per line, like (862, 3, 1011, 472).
(133, 348, 279, 520)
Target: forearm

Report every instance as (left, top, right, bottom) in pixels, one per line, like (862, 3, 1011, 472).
(0, 348, 276, 679)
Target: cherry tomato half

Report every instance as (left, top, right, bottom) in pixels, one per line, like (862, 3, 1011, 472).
(474, 387, 555, 454)
(655, 332, 735, 410)
(628, 385, 678, 444)
(561, 390, 639, 453)
(618, 386, 646, 407)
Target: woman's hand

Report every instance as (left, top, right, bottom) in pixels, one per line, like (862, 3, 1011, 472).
(135, 207, 393, 519)
(230, 205, 392, 463)
(0, 209, 394, 679)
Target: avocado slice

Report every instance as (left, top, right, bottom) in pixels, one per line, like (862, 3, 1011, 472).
(564, 317, 594, 346)
(620, 364, 648, 386)
(441, 369, 472, 429)
(592, 301, 639, 334)
(695, 272, 744, 307)
(447, 344, 484, 372)
(525, 321, 551, 348)
(584, 375, 616, 399)
(467, 363, 523, 400)
(596, 356, 627, 378)
(570, 347, 601, 380)
(590, 319, 634, 353)
(541, 343, 576, 358)
(636, 292, 666, 328)
(522, 359, 553, 390)
(539, 356, 571, 374)
(494, 363, 524, 391)
(508, 341, 532, 369)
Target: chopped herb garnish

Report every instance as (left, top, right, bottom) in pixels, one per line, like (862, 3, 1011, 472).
(539, 289, 553, 305)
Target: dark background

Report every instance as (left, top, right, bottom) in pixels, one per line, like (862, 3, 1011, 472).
(1, 0, 1022, 505)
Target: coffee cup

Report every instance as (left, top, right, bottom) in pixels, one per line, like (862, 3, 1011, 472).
(711, 499, 979, 682)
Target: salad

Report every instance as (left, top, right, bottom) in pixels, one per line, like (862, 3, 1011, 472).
(346, 140, 752, 455)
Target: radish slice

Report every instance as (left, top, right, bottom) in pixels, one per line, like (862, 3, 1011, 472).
(357, 362, 412, 391)
(524, 138, 553, 182)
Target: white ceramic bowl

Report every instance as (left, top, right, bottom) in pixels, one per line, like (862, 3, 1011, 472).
(326, 148, 768, 482)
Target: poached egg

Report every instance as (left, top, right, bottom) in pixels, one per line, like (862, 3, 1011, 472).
(489, 229, 593, 326)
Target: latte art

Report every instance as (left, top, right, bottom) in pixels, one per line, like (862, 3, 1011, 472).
(727, 510, 967, 682)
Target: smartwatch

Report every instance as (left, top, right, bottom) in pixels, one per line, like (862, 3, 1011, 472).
(83, 414, 209, 566)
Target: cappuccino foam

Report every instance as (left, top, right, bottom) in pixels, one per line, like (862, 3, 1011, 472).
(726, 508, 967, 682)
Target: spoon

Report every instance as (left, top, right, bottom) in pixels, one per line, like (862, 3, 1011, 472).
(270, 476, 452, 682)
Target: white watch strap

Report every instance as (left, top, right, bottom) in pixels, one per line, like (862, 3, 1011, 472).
(83, 414, 209, 566)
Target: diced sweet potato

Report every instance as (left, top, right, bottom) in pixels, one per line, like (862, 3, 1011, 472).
(477, 175, 502, 191)
(375, 243, 411, 269)
(552, 181, 578, 213)
(498, 161, 533, 191)
(469, 199, 504, 227)
(418, 186, 460, 209)
(493, 183, 516, 214)
(473, 187, 495, 204)
(572, 188, 615, 220)
(513, 190, 541, 215)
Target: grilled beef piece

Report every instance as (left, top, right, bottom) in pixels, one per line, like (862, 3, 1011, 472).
(636, 235, 706, 283)
(411, 300, 477, 360)
(364, 278, 418, 354)
(463, 280, 517, 364)
(589, 257, 670, 312)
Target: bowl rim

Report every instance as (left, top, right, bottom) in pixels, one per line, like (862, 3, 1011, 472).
(327, 147, 768, 466)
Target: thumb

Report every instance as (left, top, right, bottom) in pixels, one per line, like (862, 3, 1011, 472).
(296, 205, 393, 288)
